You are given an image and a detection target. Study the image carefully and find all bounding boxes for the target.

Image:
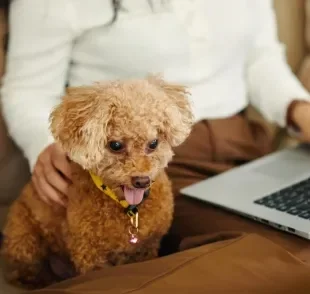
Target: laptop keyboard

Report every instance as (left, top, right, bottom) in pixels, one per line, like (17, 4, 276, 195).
(254, 177, 310, 220)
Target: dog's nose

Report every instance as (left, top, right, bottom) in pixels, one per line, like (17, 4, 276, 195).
(131, 176, 151, 189)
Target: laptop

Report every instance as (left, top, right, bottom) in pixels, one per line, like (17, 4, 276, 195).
(180, 143, 310, 240)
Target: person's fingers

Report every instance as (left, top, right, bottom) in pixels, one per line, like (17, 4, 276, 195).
(32, 170, 52, 206)
(44, 162, 70, 197)
(35, 159, 67, 206)
(52, 146, 72, 181)
(38, 173, 66, 207)
(298, 129, 310, 143)
(32, 143, 70, 206)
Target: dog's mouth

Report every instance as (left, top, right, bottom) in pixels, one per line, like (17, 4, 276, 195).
(120, 185, 146, 205)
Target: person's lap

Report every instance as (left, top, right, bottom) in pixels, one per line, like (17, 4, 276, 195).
(166, 113, 310, 263)
(2, 113, 310, 293)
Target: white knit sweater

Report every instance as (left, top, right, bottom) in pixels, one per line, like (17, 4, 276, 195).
(1, 0, 310, 170)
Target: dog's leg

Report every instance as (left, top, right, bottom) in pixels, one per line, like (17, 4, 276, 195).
(2, 201, 52, 288)
(67, 235, 111, 274)
(66, 197, 114, 274)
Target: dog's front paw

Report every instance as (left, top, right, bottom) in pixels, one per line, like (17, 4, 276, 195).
(48, 253, 78, 281)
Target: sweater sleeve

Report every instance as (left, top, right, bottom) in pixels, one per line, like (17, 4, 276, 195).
(1, 0, 76, 171)
(246, 0, 310, 127)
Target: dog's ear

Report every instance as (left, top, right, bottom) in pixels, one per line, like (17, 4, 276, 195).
(49, 85, 114, 169)
(148, 75, 194, 147)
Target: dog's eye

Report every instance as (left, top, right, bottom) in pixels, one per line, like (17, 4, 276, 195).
(109, 141, 125, 152)
(148, 139, 158, 150)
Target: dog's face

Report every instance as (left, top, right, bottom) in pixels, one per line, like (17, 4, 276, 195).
(50, 76, 193, 204)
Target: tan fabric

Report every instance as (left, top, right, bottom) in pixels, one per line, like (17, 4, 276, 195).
(299, 55, 310, 90)
(29, 233, 310, 294)
(306, 0, 310, 49)
(274, 0, 307, 73)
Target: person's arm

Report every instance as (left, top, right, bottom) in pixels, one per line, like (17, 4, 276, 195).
(1, 0, 76, 170)
(246, 0, 310, 128)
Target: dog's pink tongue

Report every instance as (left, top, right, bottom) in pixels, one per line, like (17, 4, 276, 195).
(124, 186, 145, 205)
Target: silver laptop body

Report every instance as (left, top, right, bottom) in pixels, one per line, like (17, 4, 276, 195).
(181, 143, 310, 240)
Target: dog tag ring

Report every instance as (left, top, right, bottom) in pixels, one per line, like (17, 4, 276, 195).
(129, 213, 139, 244)
(129, 227, 139, 244)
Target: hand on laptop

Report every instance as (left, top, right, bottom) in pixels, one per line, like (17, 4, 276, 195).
(288, 100, 310, 142)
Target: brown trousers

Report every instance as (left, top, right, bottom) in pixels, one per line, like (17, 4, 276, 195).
(167, 113, 310, 263)
(33, 233, 310, 294)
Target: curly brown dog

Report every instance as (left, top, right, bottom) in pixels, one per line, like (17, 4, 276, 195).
(1, 76, 193, 288)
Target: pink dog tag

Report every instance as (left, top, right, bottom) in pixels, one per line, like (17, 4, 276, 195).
(129, 234, 139, 244)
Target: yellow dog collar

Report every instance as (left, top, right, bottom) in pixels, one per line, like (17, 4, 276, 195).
(89, 171, 151, 244)
(89, 171, 129, 209)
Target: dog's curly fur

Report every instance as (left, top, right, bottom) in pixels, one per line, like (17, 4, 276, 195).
(1, 76, 193, 288)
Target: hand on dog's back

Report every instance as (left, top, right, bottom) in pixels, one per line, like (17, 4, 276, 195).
(32, 143, 72, 207)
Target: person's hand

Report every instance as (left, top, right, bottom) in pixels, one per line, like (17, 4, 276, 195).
(288, 100, 310, 142)
(32, 143, 72, 206)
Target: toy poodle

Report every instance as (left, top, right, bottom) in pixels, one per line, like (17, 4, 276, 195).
(1, 75, 193, 288)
